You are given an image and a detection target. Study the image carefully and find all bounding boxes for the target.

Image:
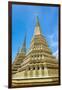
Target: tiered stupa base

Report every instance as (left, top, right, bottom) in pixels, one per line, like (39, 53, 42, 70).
(12, 77, 59, 87)
(12, 68, 59, 87)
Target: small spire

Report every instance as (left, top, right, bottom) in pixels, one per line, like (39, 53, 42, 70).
(19, 33, 26, 54)
(17, 47, 20, 55)
(36, 16, 40, 26)
(34, 16, 41, 36)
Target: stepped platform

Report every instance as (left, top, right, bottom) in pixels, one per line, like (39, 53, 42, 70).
(12, 77, 59, 87)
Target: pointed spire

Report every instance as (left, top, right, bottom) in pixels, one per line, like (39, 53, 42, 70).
(19, 34, 26, 54)
(34, 16, 41, 36)
(36, 16, 40, 26)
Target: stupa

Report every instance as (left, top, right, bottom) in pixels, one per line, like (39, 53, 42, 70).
(12, 16, 59, 87)
(12, 36, 26, 75)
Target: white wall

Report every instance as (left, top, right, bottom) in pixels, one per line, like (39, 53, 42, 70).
(0, 0, 62, 90)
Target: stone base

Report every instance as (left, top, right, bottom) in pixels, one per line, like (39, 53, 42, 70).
(12, 77, 59, 88)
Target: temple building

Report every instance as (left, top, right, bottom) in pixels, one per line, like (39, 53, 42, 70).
(12, 16, 59, 87)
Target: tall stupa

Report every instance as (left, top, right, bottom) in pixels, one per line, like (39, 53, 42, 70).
(12, 16, 59, 87)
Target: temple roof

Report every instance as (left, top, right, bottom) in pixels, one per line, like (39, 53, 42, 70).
(34, 16, 41, 36)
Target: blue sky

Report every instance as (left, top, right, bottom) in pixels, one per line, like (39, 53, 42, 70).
(12, 4, 59, 62)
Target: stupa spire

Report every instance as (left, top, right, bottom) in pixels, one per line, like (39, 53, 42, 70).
(34, 16, 41, 36)
(36, 16, 40, 26)
(19, 34, 26, 54)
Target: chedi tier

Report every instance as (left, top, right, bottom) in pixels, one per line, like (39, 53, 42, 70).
(12, 16, 59, 86)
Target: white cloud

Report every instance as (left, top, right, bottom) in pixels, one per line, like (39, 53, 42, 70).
(53, 49, 58, 59)
(47, 33, 58, 60)
(47, 33, 58, 49)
